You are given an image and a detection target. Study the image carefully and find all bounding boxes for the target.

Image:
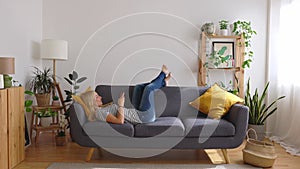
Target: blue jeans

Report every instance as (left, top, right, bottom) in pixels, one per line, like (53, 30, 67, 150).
(131, 72, 166, 123)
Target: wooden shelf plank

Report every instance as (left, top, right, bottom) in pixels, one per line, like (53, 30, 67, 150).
(206, 34, 241, 39)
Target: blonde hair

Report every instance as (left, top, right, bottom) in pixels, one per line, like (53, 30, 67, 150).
(79, 90, 97, 121)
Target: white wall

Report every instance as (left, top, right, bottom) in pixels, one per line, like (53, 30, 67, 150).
(0, 0, 42, 87)
(42, 0, 268, 92)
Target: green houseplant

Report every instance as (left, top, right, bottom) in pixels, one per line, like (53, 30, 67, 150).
(63, 70, 87, 128)
(35, 108, 57, 127)
(64, 70, 87, 103)
(219, 20, 229, 35)
(55, 113, 68, 146)
(29, 67, 54, 106)
(245, 78, 285, 140)
(52, 95, 60, 106)
(232, 20, 257, 68)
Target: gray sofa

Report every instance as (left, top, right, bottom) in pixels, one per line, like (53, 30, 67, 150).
(70, 85, 249, 162)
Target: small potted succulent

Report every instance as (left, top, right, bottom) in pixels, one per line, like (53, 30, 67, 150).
(219, 20, 229, 36)
(55, 113, 67, 146)
(52, 95, 60, 106)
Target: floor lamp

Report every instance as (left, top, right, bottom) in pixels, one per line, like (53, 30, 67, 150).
(41, 39, 68, 111)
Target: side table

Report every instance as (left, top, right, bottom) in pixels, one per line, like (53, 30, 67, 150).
(30, 105, 64, 144)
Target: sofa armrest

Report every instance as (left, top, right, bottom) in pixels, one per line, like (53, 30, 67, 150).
(72, 102, 88, 125)
(70, 102, 99, 147)
(224, 104, 249, 144)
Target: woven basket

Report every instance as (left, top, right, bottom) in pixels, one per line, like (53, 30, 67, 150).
(35, 93, 51, 106)
(243, 128, 277, 168)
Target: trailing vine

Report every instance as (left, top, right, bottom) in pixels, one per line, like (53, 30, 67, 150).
(232, 20, 257, 68)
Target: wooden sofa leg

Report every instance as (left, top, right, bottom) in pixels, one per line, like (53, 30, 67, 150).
(221, 149, 230, 164)
(86, 148, 95, 162)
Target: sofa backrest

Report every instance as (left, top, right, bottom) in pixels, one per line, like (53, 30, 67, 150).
(95, 85, 209, 118)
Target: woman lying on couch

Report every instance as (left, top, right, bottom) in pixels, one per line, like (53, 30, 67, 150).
(80, 65, 172, 124)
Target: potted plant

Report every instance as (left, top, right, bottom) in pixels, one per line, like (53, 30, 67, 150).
(29, 66, 54, 106)
(55, 113, 67, 146)
(245, 78, 285, 140)
(63, 70, 87, 128)
(219, 20, 229, 36)
(232, 20, 257, 68)
(35, 108, 57, 127)
(52, 95, 60, 106)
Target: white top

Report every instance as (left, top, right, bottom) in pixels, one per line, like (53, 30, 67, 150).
(95, 104, 142, 124)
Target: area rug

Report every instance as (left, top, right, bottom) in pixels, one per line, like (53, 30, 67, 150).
(47, 162, 261, 169)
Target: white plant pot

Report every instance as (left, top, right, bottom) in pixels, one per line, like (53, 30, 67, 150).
(220, 29, 228, 36)
(248, 124, 265, 141)
(40, 117, 52, 127)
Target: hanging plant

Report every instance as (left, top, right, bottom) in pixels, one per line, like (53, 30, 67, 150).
(232, 20, 257, 68)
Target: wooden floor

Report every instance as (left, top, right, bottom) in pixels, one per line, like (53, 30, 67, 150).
(14, 132, 300, 169)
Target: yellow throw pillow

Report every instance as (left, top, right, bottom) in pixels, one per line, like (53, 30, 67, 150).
(72, 87, 94, 118)
(189, 84, 244, 119)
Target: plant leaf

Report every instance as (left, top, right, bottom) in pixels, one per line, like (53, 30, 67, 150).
(72, 71, 78, 80)
(68, 73, 73, 80)
(76, 77, 87, 83)
(217, 46, 227, 55)
(25, 100, 33, 107)
(25, 90, 34, 95)
(64, 77, 73, 85)
(26, 107, 32, 112)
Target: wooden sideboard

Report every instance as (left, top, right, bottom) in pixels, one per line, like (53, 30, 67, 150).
(0, 87, 25, 169)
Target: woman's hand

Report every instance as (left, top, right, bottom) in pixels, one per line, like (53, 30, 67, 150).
(118, 92, 125, 107)
(106, 92, 125, 124)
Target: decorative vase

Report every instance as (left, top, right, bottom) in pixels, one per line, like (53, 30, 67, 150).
(35, 93, 51, 106)
(201, 22, 215, 35)
(55, 136, 67, 146)
(248, 124, 265, 141)
(40, 116, 52, 127)
(3, 75, 12, 88)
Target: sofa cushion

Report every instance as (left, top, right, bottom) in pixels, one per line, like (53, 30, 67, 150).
(134, 117, 185, 137)
(95, 85, 135, 108)
(182, 117, 235, 137)
(72, 87, 94, 119)
(83, 121, 134, 137)
(189, 84, 244, 119)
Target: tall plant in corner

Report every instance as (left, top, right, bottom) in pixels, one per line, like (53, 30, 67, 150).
(245, 78, 285, 125)
(63, 70, 87, 128)
(232, 20, 257, 68)
(245, 78, 285, 140)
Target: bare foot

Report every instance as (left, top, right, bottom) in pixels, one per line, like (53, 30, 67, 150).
(162, 65, 169, 75)
(164, 72, 172, 86)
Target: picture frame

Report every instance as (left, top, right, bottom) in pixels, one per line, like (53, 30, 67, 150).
(212, 41, 234, 68)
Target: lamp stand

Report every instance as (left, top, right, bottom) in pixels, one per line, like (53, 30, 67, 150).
(52, 59, 66, 113)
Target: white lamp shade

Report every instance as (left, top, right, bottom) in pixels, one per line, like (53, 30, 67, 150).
(41, 39, 68, 60)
